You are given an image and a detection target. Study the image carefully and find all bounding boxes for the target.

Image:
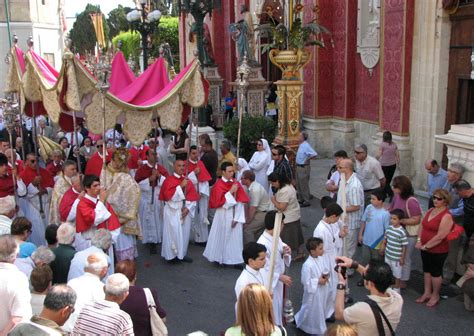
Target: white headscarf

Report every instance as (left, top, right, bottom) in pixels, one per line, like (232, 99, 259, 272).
(260, 138, 272, 166)
(236, 158, 250, 181)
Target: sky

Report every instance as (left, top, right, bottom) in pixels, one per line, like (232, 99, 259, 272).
(65, 0, 133, 18)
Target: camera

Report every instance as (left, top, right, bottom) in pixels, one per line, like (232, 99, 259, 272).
(334, 258, 347, 279)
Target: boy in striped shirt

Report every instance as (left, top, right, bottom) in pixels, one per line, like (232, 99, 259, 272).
(381, 209, 408, 293)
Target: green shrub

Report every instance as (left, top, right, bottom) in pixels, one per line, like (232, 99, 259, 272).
(223, 116, 277, 161)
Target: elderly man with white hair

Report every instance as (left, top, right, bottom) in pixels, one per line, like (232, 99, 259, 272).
(354, 143, 386, 206)
(50, 223, 76, 284)
(63, 252, 108, 333)
(14, 245, 56, 279)
(67, 228, 113, 281)
(0, 235, 32, 335)
(73, 273, 134, 335)
(0, 195, 16, 235)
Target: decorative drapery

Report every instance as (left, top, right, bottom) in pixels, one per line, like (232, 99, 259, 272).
(5, 47, 209, 145)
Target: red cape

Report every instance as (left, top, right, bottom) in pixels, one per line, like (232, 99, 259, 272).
(46, 161, 63, 177)
(59, 187, 79, 222)
(187, 160, 212, 182)
(209, 178, 249, 209)
(128, 145, 149, 170)
(0, 174, 15, 197)
(7, 161, 23, 175)
(159, 174, 199, 202)
(20, 165, 54, 189)
(76, 196, 121, 233)
(85, 151, 112, 177)
(135, 163, 169, 187)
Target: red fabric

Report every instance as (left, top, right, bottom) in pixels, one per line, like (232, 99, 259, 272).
(209, 178, 249, 209)
(128, 145, 149, 170)
(109, 51, 135, 96)
(85, 151, 112, 177)
(14, 46, 25, 74)
(187, 160, 211, 182)
(46, 161, 63, 177)
(0, 174, 15, 197)
(58, 113, 85, 133)
(59, 187, 78, 222)
(420, 208, 452, 254)
(159, 174, 199, 202)
(20, 166, 54, 189)
(24, 101, 48, 117)
(135, 163, 169, 187)
(7, 161, 23, 175)
(76, 197, 121, 233)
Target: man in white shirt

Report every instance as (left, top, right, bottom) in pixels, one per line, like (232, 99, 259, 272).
(14, 246, 56, 280)
(63, 252, 108, 332)
(0, 195, 15, 235)
(240, 170, 270, 245)
(335, 257, 403, 336)
(354, 144, 385, 206)
(0, 235, 32, 334)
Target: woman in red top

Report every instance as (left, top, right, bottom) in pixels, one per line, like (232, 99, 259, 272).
(415, 188, 453, 307)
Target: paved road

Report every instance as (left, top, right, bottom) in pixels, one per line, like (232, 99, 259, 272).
(133, 194, 474, 335)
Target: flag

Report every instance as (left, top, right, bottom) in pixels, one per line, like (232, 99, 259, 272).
(90, 13, 106, 48)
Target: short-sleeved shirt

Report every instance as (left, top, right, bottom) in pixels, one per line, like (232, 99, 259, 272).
(249, 182, 270, 212)
(295, 141, 317, 165)
(0, 262, 32, 330)
(427, 168, 447, 195)
(343, 289, 403, 336)
(337, 173, 364, 230)
(355, 155, 385, 190)
(385, 226, 408, 261)
(379, 142, 398, 166)
(390, 194, 422, 219)
(276, 184, 300, 223)
(361, 205, 391, 249)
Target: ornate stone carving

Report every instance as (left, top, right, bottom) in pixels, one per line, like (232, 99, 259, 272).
(357, 0, 380, 74)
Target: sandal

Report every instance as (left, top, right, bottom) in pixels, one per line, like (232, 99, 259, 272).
(415, 295, 431, 303)
(426, 299, 439, 308)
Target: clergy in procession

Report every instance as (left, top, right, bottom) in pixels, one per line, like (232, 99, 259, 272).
(20, 153, 55, 246)
(203, 161, 249, 266)
(257, 210, 292, 326)
(0, 152, 26, 198)
(76, 174, 121, 247)
(101, 148, 141, 261)
(159, 159, 199, 263)
(45, 149, 64, 180)
(135, 149, 169, 254)
(4, 148, 23, 175)
(59, 174, 83, 222)
(128, 143, 149, 177)
(84, 139, 112, 177)
(187, 145, 212, 245)
(49, 160, 77, 225)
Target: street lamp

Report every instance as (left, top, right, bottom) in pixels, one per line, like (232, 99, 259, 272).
(126, 0, 162, 72)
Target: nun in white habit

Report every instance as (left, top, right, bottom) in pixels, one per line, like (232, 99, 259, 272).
(248, 139, 271, 191)
(236, 158, 250, 182)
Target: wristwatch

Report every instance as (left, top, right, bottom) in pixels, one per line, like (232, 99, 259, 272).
(337, 283, 346, 290)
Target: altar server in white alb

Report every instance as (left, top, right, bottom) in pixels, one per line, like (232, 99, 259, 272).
(187, 145, 212, 245)
(295, 237, 330, 335)
(203, 162, 249, 265)
(159, 159, 199, 263)
(313, 202, 345, 320)
(234, 242, 268, 302)
(134, 149, 169, 254)
(257, 210, 292, 326)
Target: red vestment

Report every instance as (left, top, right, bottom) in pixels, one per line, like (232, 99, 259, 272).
(135, 163, 169, 187)
(20, 166, 54, 189)
(0, 174, 14, 197)
(128, 145, 149, 170)
(59, 187, 79, 222)
(187, 160, 212, 182)
(75, 196, 121, 233)
(85, 151, 112, 177)
(7, 160, 23, 175)
(46, 161, 63, 177)
(159, 174, 200, 202)
(209, 178, 249, 209)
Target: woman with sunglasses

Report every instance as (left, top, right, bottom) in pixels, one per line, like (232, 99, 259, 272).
(389, 175, 423, 289)
(415, 188, 454, 307)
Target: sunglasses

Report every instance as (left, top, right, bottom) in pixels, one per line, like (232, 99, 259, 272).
(432, 195, 443, 201)
(354, 151, 364, 154)
(97, 145, 104, 148)
(271, 152, 279, 156)
(29, 160, 36, 163)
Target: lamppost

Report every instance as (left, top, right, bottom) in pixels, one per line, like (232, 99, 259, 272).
(178, 0, 221, 66)
(126, 0, 162, 72)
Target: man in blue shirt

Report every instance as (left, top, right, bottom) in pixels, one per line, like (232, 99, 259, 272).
(424, 159, 448, 208)
(295, 132, 317, 207)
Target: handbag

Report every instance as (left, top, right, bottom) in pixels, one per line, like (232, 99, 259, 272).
(404, 197, 422, 236)
(143, 288, 168, 336)
(365, 298, 395, 336)
(447, 223, 464, 241)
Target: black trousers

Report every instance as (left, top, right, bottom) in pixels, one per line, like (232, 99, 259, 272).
(382, 164, 397, 199)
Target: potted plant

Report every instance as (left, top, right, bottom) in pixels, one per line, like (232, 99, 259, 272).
(255, 3, 331, 80)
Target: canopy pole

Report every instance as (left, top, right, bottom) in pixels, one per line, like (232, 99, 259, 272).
(266, 212, 283, 292)
(72, 110, 82, 173)
(4, 0, 12, 49)
(31, 102, 45, 218)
